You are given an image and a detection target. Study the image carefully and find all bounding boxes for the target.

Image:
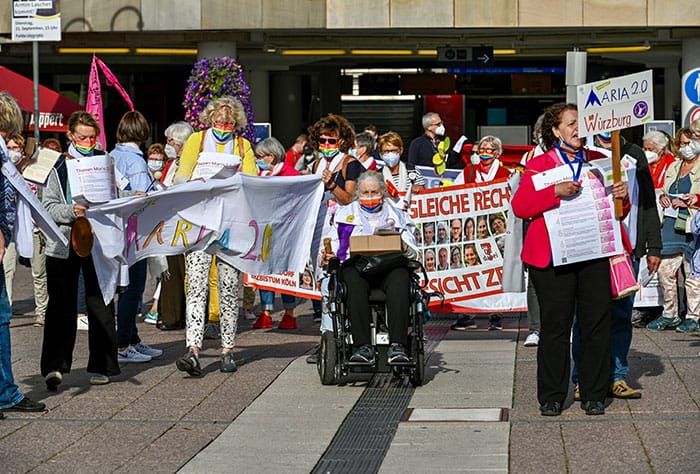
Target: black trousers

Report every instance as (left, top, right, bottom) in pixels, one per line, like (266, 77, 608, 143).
(530, 258, 611, 405)
(158, 254, 186, 326)
(41, 248, 120, 377)
(341, 265, 411, 347)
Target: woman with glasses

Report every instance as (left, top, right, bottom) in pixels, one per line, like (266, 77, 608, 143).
(454, 136, 511, 185)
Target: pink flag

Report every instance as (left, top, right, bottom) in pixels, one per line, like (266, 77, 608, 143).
(86, 55, 107, 150)
(85, 55, 135, 150)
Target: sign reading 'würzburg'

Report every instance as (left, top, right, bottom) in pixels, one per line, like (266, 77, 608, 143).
(577, 70, 654, 138)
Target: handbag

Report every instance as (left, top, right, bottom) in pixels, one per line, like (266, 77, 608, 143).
(609, 254, 639, 300)
(344, 252, 415, 276)
(674, 212, 688, 232)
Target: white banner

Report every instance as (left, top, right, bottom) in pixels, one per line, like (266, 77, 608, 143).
(408, 179, 526, 312)
(577, 70, 654, 137)
(86, 174, 325, 304)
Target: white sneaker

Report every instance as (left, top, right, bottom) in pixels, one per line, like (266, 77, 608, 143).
(118, 345, 152, 363)
(524, 332, 540, 347)
(133, 341, 162, 358)
(243, 309, 256, 321)
(77, 315, 89, 331)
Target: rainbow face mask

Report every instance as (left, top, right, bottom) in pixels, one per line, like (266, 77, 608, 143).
(359, 197, 383, 213)
(211, 122, 233, 142)
(319, 144, 340, 159)
(74, 137, 97, 155)
(478, 151, 495, 161)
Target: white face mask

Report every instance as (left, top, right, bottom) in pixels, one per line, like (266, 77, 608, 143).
(8, 150, 22, 164)
(690, 140, 700, 156)
(470, 153, 480, 165)
(148, 160, 164, 171)
(680, 145, 697, 160)
(164, 144, 177, 159)
(644, 150, 659, 164)
(382, 151, 401, 167)
(434, 124, 446, 136)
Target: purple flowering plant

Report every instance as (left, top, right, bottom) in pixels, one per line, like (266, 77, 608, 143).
(182, 56, 256, 142)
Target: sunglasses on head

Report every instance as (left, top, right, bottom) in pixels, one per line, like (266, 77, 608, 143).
(318, 137, 338, 145)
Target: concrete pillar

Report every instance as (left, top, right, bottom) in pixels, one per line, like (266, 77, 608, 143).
(319, 67, 342, 116)
(197, 41, 237, 60)
(247, 69, 270, 122)
(271, 73, 304, 148)
(664, 64, 681, 121)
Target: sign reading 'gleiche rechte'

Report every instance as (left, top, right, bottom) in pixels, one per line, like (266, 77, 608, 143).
(577, 70, 654, 138)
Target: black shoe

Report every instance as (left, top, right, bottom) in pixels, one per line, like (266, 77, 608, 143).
(539, 401, 562, 416)
(582, 400, 605, 416)
(488, 314, 503, 331)
(349, 344, 375, 363)
(451, 315, 477, 331)
(157, 321, 184, 331)
(220, 352, 237, 373)
(0, 411, 4, 419)
(388, 343, 409, 364)
(176, 351, 202, 377)
(4, 397, 46, 413)
(306, 345, 320, 364)
(45, 370, 62, 392)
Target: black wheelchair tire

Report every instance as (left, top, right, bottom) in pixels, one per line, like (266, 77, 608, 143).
(409, 335, 425, 387)
(318, 331, 338, 385)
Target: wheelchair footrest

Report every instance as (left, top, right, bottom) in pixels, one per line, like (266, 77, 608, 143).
(345, 360, 376, 367)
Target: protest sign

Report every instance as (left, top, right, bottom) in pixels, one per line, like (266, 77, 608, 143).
(577, 70, 654, 138)
(191, 152, 241, 180)
(66, 155, 116, 203)
(86, 174, 324, 304)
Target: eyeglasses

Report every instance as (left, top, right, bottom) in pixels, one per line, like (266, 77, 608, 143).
(479, 147, 496, 153)
(255, 153, 268, 160)
(7, 145, 22, 152)
(318, 138, 338, 145)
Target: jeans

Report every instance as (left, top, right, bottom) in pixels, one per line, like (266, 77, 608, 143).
(116, 259, 147, 348)
(572, 259, 638, 385)
(0, 263, 23, 409)
(259, 290, 295, 311)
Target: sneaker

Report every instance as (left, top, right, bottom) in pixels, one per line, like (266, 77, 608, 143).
(451, 315, 477, 331)
(387, 343, 409, 364)
(45, 371, 62, 391)
(646, 316, 682, 332)
(573, 384, 581, 401)
(4, 397, 46, 412)
(488, 314, 503, 331)
(609, 380, 642, 399)
(133, 341, 163, 358)
(203, 322, 221, 339)
(33, 315, 45, 327)
(77, 315, 89, 331)
(349, 344, 375, 363)
(144, 312, 158, 325)
(243, 309, 257, 321)
(631, 309, 649, 328)
(524, 331, 540, 347)
(675, 318, 700, 333)
(118, 346, 152, 363)
(582, 400, 605, 416)
(176, 351, 202, 377)
(540, 401, 562, 416)
(306, 345, 320, 364)
(278, 311, 297, 330)
(89, 373, 111, 385)
(220, 352, 237, 373)
(253, 311, 273, 329)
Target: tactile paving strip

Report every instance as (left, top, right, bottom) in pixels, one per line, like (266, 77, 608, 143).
(312, 317, 451, 474)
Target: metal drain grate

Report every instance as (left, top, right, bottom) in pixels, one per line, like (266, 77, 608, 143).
(312, 318, 450, 474)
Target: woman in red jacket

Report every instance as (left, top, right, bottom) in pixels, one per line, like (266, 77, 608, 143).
(511, 103, 630, 417)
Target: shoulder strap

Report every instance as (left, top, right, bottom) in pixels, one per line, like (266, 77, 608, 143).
(312, 159, 320, 174)
(467, 164, 475, 183)
(56, 154, 69, 195)
(237, 136, 245, 158)
(199, 131, 205, 154)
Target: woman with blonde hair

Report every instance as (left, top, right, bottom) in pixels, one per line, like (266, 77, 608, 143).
(173, 96, 256, 376)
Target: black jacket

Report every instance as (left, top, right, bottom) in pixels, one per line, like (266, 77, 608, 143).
(624, 143, 662, 259)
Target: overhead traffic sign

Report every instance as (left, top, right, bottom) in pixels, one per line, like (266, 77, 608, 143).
(437, 47, 493, 66)
(576, 70, 654, 138)
(681, 68, 700, 126)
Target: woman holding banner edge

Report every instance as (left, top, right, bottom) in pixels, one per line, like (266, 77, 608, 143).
(173, 96, 256, 376)
(511, 102, 630, 417)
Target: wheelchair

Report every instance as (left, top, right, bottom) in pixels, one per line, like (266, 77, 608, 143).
(317, 255, 443, 387)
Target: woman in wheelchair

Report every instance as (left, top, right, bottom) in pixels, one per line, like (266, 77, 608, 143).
(325, 171, 419, 365)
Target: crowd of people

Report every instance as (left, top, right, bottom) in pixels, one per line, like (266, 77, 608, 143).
(1, 87, 700, 420)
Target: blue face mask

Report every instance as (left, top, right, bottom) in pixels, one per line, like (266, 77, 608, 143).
(256, 159, 271, 171)
(348, 148, 358, 159)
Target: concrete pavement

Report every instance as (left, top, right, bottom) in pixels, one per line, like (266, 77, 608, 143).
(2, 265, 699, 473)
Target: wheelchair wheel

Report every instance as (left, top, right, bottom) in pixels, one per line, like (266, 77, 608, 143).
(409, 335, 425, 387)
(318, 331, 338, 385)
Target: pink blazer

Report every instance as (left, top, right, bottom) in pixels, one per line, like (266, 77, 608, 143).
(511, 148, 630, 268)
